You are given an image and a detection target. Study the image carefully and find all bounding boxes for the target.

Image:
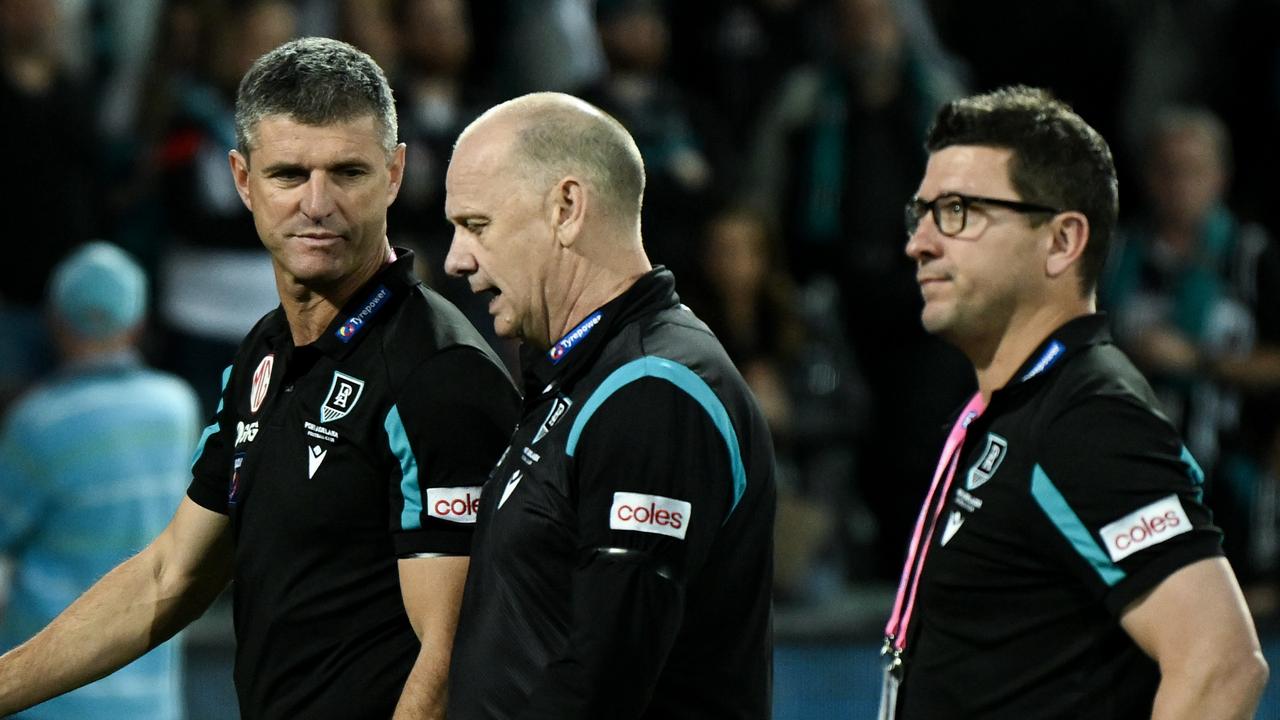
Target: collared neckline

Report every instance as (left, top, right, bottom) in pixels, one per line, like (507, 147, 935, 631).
(992, 313, 1111, 401)
(268, 247, 422, 358)
(520, 267, 680, 398)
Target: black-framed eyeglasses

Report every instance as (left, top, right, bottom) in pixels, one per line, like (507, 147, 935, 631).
(905, 193, 1062, 237)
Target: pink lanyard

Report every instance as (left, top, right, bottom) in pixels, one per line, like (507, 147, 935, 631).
(883, 391, 987, 664)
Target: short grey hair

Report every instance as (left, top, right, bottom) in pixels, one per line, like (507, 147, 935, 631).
(234, 37, 398, 158)
(469, 93, 646, 220)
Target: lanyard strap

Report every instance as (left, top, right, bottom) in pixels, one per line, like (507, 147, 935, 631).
(884, 391, 986, 656)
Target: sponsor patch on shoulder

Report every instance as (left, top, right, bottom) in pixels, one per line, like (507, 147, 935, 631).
(426, 486, 483, 523)
(609, 492, 691, 540)
(1098, 494, 1192, 562)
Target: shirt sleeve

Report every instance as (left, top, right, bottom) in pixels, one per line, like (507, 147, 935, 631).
(518, 375, 738, 719)
(1032, 394, 1223, 616)
(386, 347, 521, 557)
(186, 364, 237, 515)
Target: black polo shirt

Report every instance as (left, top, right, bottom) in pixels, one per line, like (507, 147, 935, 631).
(447, 268, 777, 720)
(187, 250, 520, 720)
(897, 314, 1223, 719)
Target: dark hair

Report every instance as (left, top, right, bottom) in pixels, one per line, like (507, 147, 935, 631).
(925, 85, 1118, 294)
(234, 37, 397, 157)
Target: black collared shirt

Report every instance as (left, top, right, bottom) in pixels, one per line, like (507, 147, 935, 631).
(448, 268, 777, 720)
(898, 314, 1223, 719)
(188, 250, 520, 720)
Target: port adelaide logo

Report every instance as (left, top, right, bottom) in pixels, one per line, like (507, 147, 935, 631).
(321, 371, 365, 423)
(966, 433, 1008, 491)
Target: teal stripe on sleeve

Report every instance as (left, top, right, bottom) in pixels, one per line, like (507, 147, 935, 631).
(190, 365, 233, 470)
(1031, 464, 1125, 586)
(1181, 446, 1205, 502)
(385, 404, 422, 530)
(565, 356, 747, 518)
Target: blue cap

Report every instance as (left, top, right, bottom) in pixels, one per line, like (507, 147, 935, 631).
(49, 242, 148, 340)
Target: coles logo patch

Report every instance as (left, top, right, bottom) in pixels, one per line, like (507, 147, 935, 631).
(250, 354, 274, 413)
(609, 492, 691, 540)
(1099, 494, 1192, 562)
(427, 486, 483, 523)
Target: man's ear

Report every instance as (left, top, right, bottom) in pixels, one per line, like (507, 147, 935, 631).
(386, 143, 407, 207)
(229, 149, 253, 212)
(1045, 211, 1089, 280)
(551, 176, 587, 248)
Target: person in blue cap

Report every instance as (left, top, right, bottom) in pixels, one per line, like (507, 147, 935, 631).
(0, 241, 201, 720)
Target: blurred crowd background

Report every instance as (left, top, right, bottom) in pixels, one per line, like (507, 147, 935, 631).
(1, 0, 1278, 714)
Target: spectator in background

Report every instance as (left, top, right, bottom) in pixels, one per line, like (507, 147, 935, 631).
(579, 0, 722, 284)
(496, 0, 604, 95)
(148, 0, 297, 414)
(0, 0, 99, 409)
(385, 0, 517, 370)
(666, 0, 814, 165)
(745, 0, 972, 583)
(1103, 107, 1280, 595)
(0, 242, 201, 720)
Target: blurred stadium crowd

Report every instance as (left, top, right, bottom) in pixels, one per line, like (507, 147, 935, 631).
(1, 0, 1279, 639)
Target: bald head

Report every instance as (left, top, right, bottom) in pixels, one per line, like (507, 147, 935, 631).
(458, 92, 646, 224)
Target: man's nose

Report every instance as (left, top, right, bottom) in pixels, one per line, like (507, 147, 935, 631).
(443, 231, 475, 277)
(301, 172, 337, 221)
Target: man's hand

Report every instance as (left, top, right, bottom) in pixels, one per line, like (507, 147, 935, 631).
(392, 556, 469, 720)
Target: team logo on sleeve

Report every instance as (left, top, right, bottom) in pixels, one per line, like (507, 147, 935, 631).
(1099, 494, 1192, 562)
(610, 492, 691, 539)
(427, 487, 483, 523)
(966, 433, 1008, 491)
(250, 354, 274, 413)
(321, 372, 365, 423)
(532, 396, 573, 444)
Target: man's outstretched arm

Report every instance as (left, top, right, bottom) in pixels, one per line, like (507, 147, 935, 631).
(0, 497, 233, 715)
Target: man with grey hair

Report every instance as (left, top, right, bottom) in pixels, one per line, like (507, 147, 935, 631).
(443, 92, 777, 719)
(0, 38, 519, 720)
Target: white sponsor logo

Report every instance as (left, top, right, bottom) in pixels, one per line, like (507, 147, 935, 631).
(308, 445, 327, 478)
(304, 421, 339, 444)
(251, 354, 274, 413)
(940, 510, 964, 546)
(1099, 494, 1192, 562)
(609, 492, 692, 540)
(426, 487, 484, 523)
(321, 371, 365, 423)
(498, 470, 522, 509)
(966, 433, 1008, 491)
(521, 447, 541, 465)
(235, 420, 259, 446)
(954, 488, 984, 512)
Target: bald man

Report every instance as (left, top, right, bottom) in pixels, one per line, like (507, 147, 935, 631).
(442, 93, 777, 719)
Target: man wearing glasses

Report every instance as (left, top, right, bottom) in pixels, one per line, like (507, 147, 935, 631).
(882, 86, 1267, 719)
